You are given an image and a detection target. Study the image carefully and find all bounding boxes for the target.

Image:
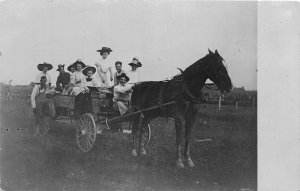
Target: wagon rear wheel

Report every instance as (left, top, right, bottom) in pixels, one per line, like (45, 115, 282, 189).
(38, 115, 52, 136)
(129, 122, 151, 147)
(76, 113, 97, 152)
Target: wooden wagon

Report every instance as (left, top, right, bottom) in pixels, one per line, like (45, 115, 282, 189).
(38, 91, 156, 152)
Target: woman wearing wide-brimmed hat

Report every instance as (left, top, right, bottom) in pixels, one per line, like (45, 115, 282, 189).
(126, 57, 142, 84)
(35, 62, 53, 87)
(69, 59, 91, 116)
(95, 47, 113, 87)
(67, 63, 76, 73)
(70, 59, 87, 96)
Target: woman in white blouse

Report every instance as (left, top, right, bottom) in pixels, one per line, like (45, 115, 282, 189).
(69, 59, 92, 116)
(70, 59, 88, 96)
(95, 47, 113, 87)
(127, 57, 142, 85)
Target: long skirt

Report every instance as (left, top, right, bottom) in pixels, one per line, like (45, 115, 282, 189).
(74, 93, 92, 115)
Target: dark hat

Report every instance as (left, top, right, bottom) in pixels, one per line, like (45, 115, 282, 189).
(117, 73, 130, 82)
(67, 64, 76, 72)
(96, 47, 112, 55)
(82, 65, 96, 76)
(128, 57, 142, 67)
(73, 59, 86, 69)
(56, 64, 65, 71)
(37, 62, 53, 71)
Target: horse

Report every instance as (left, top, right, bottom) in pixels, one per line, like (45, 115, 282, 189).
(130, 49, 232, 168)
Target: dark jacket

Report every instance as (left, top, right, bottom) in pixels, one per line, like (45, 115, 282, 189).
(56, 72, 71, 92)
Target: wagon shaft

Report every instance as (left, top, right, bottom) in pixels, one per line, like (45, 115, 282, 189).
(99, 101, 176, 124)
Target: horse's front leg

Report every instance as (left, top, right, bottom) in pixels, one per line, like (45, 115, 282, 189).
(184, 105, 198, 167)
(131, 119, 139, 157)
(175, 118, 185, 168)
(139, 119, 150, 156)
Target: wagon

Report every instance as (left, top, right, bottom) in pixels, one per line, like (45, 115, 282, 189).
(39, 90, 162, 152)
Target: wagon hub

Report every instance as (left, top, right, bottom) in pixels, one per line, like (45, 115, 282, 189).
(81, 129, 87, 135)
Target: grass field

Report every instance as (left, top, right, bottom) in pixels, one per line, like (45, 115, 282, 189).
(0, 98, 256, 191)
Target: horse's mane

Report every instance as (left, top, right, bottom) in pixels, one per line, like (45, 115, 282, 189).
(172, 53, 212, 80)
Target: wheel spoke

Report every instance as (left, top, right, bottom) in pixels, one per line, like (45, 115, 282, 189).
(86, 136, 91, 149)
(87, 134, 94, 143)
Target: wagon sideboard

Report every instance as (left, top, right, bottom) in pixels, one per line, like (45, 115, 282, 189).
(53, 92, 112, 113)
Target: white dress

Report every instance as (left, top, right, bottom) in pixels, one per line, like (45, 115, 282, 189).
(126, 69, 140, 84)
(95, 58, 113, 87)
(70, 71, 87, 96)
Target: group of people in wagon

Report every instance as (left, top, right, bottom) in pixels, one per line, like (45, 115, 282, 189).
(31, 47, 142, 135)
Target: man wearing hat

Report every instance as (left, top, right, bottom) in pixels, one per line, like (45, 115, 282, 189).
(31, 76, 55, 136)
(126, 57, 142, 84)
(55, 64, 71, 94)
(95, 47, 113, 87)
(113, 73, 132, 115)
(35, 62, 53, 87)
(82, 65, 101, 88)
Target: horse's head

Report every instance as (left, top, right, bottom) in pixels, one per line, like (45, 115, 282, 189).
(205, 49, 232, 93)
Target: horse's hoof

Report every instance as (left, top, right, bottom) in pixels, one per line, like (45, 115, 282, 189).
(186, 158, 195, 168)
(176, 159, 185, 168)
(132, 149, 137, 157)
(140, 148, 147, 156)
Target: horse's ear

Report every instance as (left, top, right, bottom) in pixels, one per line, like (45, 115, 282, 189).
(215, 49, 219, 55)
(177, 68, 184, 74)
(208, 49, 213, 54)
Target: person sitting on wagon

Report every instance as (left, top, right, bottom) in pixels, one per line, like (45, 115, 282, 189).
(35, 62, 53, 87)
(70, 59, 91, 116)
(113, 61, 126, 86)
(113, 73, 132, 115)
(82, 65, 102, 88)
(126, 57, 142, 85)
(55, 64, 71, 95)
(67, 63, 76, 73)
(31, 76, 55, 136)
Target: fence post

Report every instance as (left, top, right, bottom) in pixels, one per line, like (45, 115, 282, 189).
(218, 96, 222, 111)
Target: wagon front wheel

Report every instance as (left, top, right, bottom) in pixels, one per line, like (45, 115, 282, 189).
(76, 113, 97, 152)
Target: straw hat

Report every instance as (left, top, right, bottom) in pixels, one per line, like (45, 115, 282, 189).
(82, 65, 96, 76)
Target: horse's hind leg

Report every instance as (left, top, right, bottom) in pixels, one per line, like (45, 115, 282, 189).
(175, 118, 184, 168)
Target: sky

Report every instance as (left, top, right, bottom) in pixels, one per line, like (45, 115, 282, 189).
(0, 0, 257, 90)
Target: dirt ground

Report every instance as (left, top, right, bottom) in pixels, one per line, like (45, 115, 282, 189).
(0, 99, 256, 191)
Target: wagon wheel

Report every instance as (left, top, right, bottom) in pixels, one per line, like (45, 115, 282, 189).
(38, 115, 53, 136)
(129, 122, 151, 147)
(76, 113, 97, 152)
